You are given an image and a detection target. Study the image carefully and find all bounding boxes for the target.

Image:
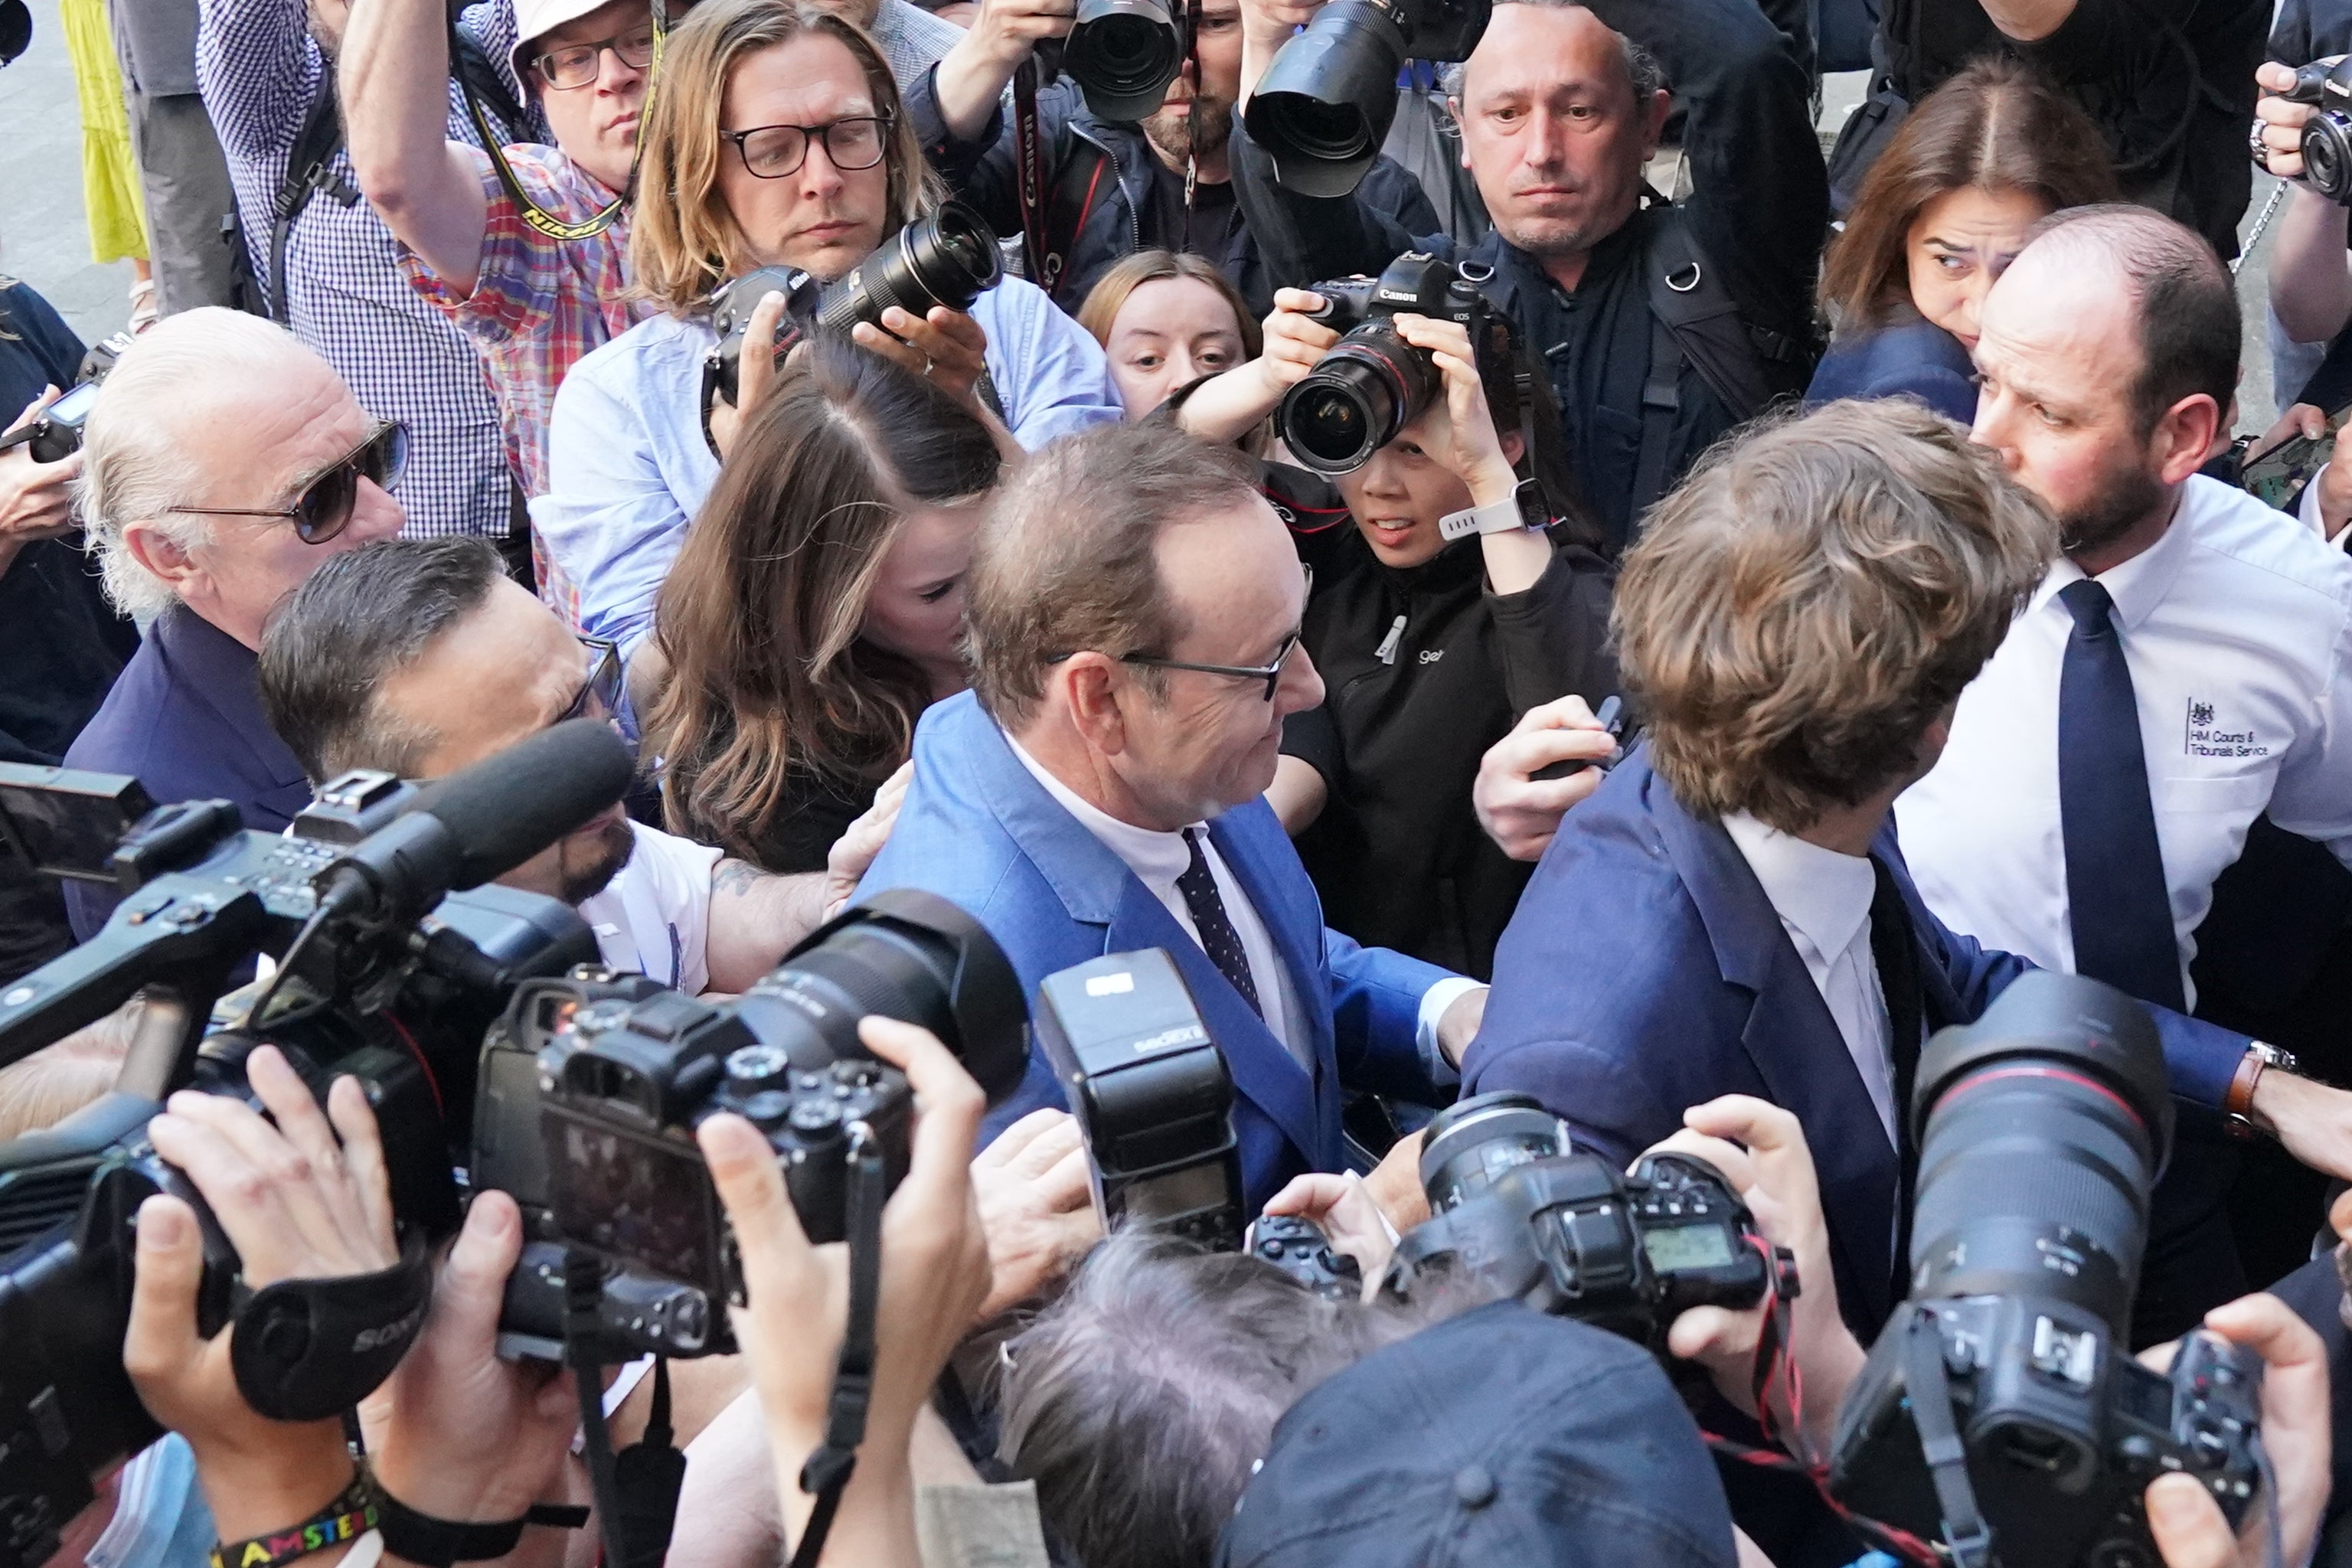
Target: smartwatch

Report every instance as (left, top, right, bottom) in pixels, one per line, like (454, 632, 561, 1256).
(1438, 478, 1547, 541)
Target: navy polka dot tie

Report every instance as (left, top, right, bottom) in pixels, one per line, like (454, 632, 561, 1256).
(1178, 828, 1263, 1018)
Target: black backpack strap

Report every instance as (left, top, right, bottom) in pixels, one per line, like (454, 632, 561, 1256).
(268, 75, 358, 325)
(454, 16, 530, 142)
(1632, 308, 1684, 523)
(1641, 202, 1789, 422)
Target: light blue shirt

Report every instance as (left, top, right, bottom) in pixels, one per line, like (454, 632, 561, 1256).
(534, 273, 1122, 655)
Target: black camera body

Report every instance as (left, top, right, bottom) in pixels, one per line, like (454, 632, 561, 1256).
(474, 890, 1026, 1361)
(1834, 1302, 2264, 1566)
(1066, 0, 1187, 122)
(2276, 57, 2352, 204)
(1249, 1213, 1361, 1299)
(1, 333, 129, 465)
(1382, 1092, 1777, 1348)
(701, 202, 1004, 412)
(1276, 253, 1511, 475)
(1244, 0, 1488, 195)
(1033, 948, 1244, 1249)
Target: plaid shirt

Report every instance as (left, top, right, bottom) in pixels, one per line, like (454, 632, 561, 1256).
(198, 0, 531, 538)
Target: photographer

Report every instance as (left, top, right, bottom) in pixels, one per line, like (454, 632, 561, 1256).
(257, 536, 893, 991)
(908, 0, 1438, 315)
(1171, 292, 1618, 978)
(1227, 0, 1827, 554)
(532, 0, 1120, 658)
(63, 309, 407, 939)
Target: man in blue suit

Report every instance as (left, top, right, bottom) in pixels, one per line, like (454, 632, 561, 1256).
(1466, 400, 2352, 1347)
(860, 423, 1485, 1215)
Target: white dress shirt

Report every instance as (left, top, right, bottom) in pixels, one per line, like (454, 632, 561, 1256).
(1722, 813, 1900, 1146)
(1899, 475, 2352, 1005)
(577, 822, 724, 995)
(1005, 736, 1479, 1083)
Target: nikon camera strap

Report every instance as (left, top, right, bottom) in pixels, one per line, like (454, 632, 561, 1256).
(449, 0, 668, 241)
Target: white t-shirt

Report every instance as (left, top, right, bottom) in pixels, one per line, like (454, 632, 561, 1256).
(577, 822, 723, 994)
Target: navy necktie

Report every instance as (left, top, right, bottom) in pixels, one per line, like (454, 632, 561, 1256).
(1177, 828, 1263, 1018)
(2056, 580, 2184, 1011)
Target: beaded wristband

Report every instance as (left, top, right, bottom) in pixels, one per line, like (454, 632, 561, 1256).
(208, 1469, 382, 1568)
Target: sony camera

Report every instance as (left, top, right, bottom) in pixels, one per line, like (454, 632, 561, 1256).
(0, 728, 626, 1568)
(1277, 252, 1515, 475)
(1033, 948, 1245, 1250)
(1380, 1091, 1782, 1348)
(702, 202, 1004, 412)
(473, 890, 1028, 1361)
(2272, 56, 2352, 204)
(0, 332, 131, 464)
(1066, 0, 1187, 122)
(1243, 0, 1488, 195)
(1828, 973, 2266, 1566)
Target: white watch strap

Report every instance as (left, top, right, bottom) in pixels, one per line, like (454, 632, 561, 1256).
(1437, 495, 1528, 541)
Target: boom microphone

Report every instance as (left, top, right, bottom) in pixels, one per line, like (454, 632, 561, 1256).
(317, 720, 636, 924)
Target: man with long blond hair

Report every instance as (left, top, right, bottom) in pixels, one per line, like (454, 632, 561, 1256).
(1459, 397, 2334, 1348)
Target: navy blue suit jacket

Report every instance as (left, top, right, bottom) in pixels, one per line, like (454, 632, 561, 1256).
(62, 606, 311, 938)
(1805, 319, 1979, 426)
(1463, 750, 2250, 1338)
(858, 692, 1458, 1213)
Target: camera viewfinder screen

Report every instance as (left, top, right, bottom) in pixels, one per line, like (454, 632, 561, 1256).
(1642, 1223, 1736, 1272)
(548, 1113, 718, 1285)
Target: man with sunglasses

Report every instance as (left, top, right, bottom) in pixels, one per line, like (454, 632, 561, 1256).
(63, 309, 410, 939)
(860, 421, 1486, 1218)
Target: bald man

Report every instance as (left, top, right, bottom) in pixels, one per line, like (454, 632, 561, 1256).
(1895, 204, 2352, 1338)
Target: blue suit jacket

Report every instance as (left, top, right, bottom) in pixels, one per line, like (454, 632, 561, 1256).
(858, 692, 1456, 1213)
(1462, 750, 2250, 1338)
(1804, 319, 1979, 426)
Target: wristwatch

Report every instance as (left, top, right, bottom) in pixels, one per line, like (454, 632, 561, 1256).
(1438, 477, 1547, 541)
(2223, 1040, 2298, 1139)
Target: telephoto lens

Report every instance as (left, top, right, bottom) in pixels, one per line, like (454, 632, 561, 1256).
(1065, 0, 1185, 122)
(1279, 322, 1442, 473)
(1244, 0, 1491, 195)
(815, 201, 1006, 337)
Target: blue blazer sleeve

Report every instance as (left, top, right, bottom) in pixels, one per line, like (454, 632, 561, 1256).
(1323, 926, 1455, 1104)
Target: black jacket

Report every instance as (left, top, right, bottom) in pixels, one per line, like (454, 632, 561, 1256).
(1228, 0, 1824, 548)
(1266, 466, 1619, 982)
(903, 70, 1442, 318)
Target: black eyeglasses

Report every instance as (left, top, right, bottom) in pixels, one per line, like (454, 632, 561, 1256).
(168, 420, 407, 544)
(532, 24, 658, 90)
(560, 636, 626, 725)
(721, 114, 892, 180)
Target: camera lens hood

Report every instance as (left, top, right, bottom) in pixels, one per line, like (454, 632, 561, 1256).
(1243, 0, 1410, 198)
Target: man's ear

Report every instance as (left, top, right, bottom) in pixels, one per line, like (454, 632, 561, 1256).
(121, 518, 204, 599)
(1057, 654, 1131, 760)
(2151, 394, 2223, 488)
(1640, 88, 1671, 162)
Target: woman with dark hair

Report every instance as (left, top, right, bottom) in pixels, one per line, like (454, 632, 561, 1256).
(1168, 296, 1619, 980)
(1077, 250, 1265, 420)
(1809, 57, 2120, 422)
(645, 333, 1001, 874)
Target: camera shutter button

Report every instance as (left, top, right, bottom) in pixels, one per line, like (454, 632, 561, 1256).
(791, 1099, 844, 1135)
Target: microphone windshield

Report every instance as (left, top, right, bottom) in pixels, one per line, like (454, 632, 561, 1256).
(405, 720, 636, 890)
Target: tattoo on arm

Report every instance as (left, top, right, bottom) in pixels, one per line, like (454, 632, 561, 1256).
(713, 858, 766, 900)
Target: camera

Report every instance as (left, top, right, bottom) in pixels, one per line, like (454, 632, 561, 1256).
(1249, 1213, 1361, 1298)
(1243, 0, 1488, 196)
(702, 202, 1005, 411)
(1276, 253, 1514, 475)
(1066, 0, 1186, 122)
(0, 332, 130, 463)
(1380, 1090, 1781, 1348)
(2272, 57, 2352, 204)
(1033, 947, 1245, 1250)
(473, 889, 1027, 1359)
(1828, 972, 2266, 1566)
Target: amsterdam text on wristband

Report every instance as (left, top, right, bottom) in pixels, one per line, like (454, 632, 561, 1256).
(209, 1469, 381, 1568)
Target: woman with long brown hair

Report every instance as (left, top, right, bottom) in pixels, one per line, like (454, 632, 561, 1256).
(645, 332, 1001, 873)
(1808, 57, 2120, 422)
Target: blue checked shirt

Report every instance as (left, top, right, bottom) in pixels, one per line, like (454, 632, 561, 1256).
(198, 0, 534, 537)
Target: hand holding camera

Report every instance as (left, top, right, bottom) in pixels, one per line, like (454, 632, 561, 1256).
(2256, 57, 2350, 192)
(1387, 312, 1520, 505)
(124, 1046, 397, 1542)
(966, 0, 1079, 74)
(1259, 1169, 1396, 1290)
(1472, 694, 1618, 861)
(0, 388, 81, 557)
(697, 1015, 992, 1566)
(969, 1107, 1102, 1320)
(852, 305, 992, 416)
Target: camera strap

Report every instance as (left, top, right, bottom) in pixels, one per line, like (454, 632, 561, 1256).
(1900, 1309, 1994, 1568)
(789, 1125, 888, 1568)
(1014, 57, 1052, 287)
(566, 1256, 682, 1568)
(229, 1232, 433, 1422)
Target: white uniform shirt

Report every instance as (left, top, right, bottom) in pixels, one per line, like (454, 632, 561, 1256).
(1897, 475, 2352, 1004)
(577, 821, 724, 994)
(1722, 812, 1899, 1146)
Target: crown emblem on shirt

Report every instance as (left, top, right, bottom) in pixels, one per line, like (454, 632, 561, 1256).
(2188, 700, 2215, 727)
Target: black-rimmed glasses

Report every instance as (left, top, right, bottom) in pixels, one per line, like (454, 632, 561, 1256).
(1120, 632, 1302, 702)
(721, 115, 892, 180)
(532, 24, 658, 90)
(166, 420, 407, 545)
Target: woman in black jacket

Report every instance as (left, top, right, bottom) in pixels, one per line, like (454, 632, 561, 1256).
(1176, 296, 1619, 979)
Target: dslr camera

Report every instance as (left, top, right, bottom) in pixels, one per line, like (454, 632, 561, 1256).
(0, 332, 132, 464)
(2270, 57, 2352, 204)
(474, 890, 1027, 1359)
(702, 202, 1004, 415)
(1244, 0, 1488, 195)
(1380, 1091, 1785, 1348)
(1829, 973, 2265, 1567)
(1065, 0, 1187, 122)
(1277, 252, 1517, 475)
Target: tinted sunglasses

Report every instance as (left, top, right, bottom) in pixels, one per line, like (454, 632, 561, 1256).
(168, 420, 408, 544)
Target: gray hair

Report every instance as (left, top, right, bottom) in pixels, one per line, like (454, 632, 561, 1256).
(995, 1230, 1420, 1568)
(256, 536, 511, 782)
(76, 309, 325, 619)
(1439, 0, 1667, 103)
